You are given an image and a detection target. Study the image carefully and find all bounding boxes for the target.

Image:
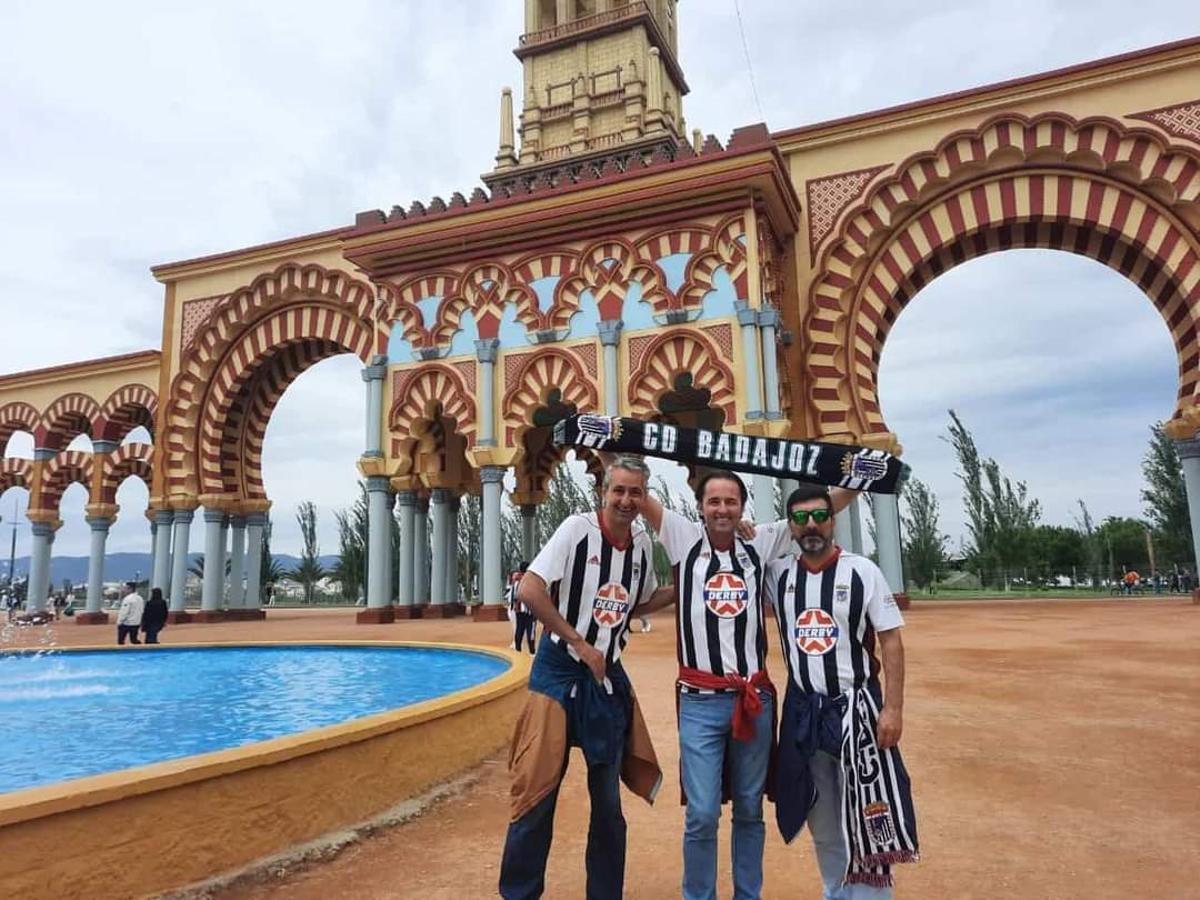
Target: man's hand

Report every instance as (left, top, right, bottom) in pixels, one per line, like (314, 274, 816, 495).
(876, 705, 902, 749)
(735, 519, 758, 540)
(573, 639, 606, 684)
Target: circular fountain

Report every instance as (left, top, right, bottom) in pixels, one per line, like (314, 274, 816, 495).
(0, 642, 529, 899)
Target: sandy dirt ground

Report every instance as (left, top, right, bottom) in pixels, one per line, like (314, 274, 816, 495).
(20, 597, 1200, 899)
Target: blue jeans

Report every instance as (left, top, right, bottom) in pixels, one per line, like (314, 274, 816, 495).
(499, 751, 626, 899)
(679, 690, 774, 900)
(808, 751, 892, 900)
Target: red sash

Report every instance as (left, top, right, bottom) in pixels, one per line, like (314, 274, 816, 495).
(677, 666, 776, 742)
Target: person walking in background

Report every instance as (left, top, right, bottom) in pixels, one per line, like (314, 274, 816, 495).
(116, 581, 144, 645)
(507, 561, 536, 654)
(141, 587, 168, 644)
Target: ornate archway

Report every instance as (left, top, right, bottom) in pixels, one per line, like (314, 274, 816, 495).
(804, 113, 1200, 445)
(163, 262, 377, 501)
(627, 328, 738, 425)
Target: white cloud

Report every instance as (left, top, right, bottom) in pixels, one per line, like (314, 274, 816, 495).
(0, 1, 1194, 559)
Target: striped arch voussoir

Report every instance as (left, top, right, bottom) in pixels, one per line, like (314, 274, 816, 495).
(389, 364, 477, 456)
(0, 402, 39, 449)
(382, 271, 460, 349)
(502, 349, 600, 445)
(96, 383, 158, 442)
(99, 442, 154, 505)
(38, 451, 94, 511)
(0, 457, 33, 494)
(805, 111, 1200, 440)
(35, 393, 101, 450)
(626, 329, 738, 425)
(511, 250, 581, 333)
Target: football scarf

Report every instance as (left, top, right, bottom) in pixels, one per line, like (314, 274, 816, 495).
(553, 415, 902, 493)
(839, 687, 919, 887)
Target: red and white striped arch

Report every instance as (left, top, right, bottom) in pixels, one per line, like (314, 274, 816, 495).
(165, 262, 376, 499)
(0, 402, 39, 452)
(34, 393, 101, 451)
(389, 364, 477, 458)
(98, 442, 154, 505)
(96, 383, 157, 443)
(0, 457, 32, 495)
(502, 348, 600, 447)
(805, 112, 1200, 441)
(627, 329, 738, 425)
(37, 451, 94, 512)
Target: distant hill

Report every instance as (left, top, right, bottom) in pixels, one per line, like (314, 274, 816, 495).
(4, 553, 341, 586)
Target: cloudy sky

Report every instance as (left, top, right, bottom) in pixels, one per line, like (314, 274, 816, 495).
(0, 1, 1195, 563)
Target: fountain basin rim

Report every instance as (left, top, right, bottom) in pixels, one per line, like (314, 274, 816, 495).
(0, 640, 529, 827)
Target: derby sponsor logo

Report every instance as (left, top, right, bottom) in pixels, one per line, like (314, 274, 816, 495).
(703, 572, 749, 618)
(795, 608, 839, 655)
(592, 582, 630, 628)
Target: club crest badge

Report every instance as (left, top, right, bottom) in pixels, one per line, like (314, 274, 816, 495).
(704, 572, 749, 618)
(795, 608, 839, 655)
(840, 452, 889, 483)
(576, 415, 621, 447)
(592, 582, 630, 628)
(835, 584, 850, 604)
(864, 802, 896, 846)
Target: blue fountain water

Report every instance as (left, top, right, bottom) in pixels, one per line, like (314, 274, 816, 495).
(0, 646, 509, 795)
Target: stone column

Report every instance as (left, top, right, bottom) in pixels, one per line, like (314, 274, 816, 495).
(520, 504, 537, 563)
(475, 466, 507, 621)
(735, 301, 763, 420)
(227, 515, 247, 610)
(475, 339, 500, 445)
(362, 356, 387, 458)
(834, 508, 854, 550)
(752, 477, 774, 524)
(26, 520, 55, 614)
(168, 509, 194, 623)
(244, 512, 267, 617)
(849, 497, 865, 556)
(426, 489, 450, 616)
(358, 475, 395, 624)
(217, 515, 230, 604)
(79, 516, 112, 624)
(446, 495, 461, 614)
(873, 493, 908, 608)
(758, 307, 782, 420)
(413, 497, 430, 609)
(198, 508, 227, 621)
(147, 520, 158, 591)
(151, 508, 174, 594)
(598, 320, 623, 416)
(394, 490, 418, 618)
(1175, 437, 1200, 602)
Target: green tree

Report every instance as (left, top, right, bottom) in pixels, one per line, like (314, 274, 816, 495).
(1074, 501, 1104, 587)
(1095, 516, 1152, 575)
(1141, 422, 1192, 567)
(1028, 525, 1087, 583)
(649, 475, 700, 585)
(291, 501, 327, 604)
(260, 519, 287, 590)
(334, 483, 368, 602)
(900, 477, 948, 590)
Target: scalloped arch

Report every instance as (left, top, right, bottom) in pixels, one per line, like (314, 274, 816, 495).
(627, 329, 738, 425)
(389, 365, 477, 458)
(502, 349, 599, 442)
(805, 112, 1200, 442)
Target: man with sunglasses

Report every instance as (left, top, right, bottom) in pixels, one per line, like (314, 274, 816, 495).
(619, 463, 854, 900)
(765, 483, 914, 898)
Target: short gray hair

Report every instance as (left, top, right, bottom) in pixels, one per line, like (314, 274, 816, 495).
(603, 455, 650, 490)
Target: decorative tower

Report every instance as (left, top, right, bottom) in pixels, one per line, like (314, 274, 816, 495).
(485, 0, 688, 194)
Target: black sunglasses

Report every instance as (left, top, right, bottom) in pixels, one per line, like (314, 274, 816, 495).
(788, 508, 832, 525)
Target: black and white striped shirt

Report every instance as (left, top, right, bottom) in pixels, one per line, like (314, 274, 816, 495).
(763, 549, 904, 697)
(528, 512, 658, 667)
(657, 509, 794, 693)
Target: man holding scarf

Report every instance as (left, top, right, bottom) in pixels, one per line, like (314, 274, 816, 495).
(499, 456, 664, 900)
(764, 484, 918, 898)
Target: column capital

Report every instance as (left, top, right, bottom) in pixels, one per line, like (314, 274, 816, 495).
(173, 508, 195, 525)
(361, 361, 388, 382)
(480, 466, 506, 485)
(395, 489, 418, 507)
(245, 512, 269, 527)
(33, 448, 56, 462)
(757, 306, 781, 328)
(475, 338, 501, 362)
(31, 521, 57, 537)
(734, 300, 759, 326)
(90, 439, 120, 454)
(431, 487, 451, 503)
(228, 515, 248, 529)
(1176, 437, 1200, 460)
(416, 495, 430, 513)
(86, 517, 113, 531)
(520, 503, 538, 518)
(597, 319, 624, 345)
(203, 508, 227, 524)
(365, 475, 392, 493)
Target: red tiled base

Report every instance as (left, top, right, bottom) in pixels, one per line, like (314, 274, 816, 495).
(74, 611, 110, 625)
(165, 611, 193, 624)
(355, 606, 395, 624)
(224, 608, 267, 621)
(421, 604, 455, 619)
(191, 610, 231, 623)
(472, 605, 508, 622)
(392, 606, 422, 620)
